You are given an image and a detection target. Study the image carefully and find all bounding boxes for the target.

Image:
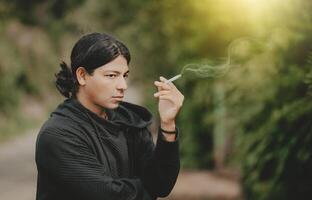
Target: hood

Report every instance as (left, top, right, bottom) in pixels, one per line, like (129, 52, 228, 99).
(51, 98, 153, 130)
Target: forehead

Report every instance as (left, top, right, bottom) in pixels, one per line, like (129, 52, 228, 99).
(97, 55, 129, 72)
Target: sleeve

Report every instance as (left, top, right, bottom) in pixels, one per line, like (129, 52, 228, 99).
(137, 127, 180, 198)
(35, 127, 152, 200)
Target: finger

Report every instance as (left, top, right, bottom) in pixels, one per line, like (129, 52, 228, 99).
(158, 95, 175, 103)
(159, 94, 184, 108)
(159, 76, 167, 82)
(154, 81, 161, 92)
(160, 76, 178, 92)
(167, 81, 177, 89)
(154, 90, 170, 97)
(154, 81, 171, 90)
(160, 76, 178, 90)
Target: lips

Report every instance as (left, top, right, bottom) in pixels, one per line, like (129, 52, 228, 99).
(112, 96, 124, 101)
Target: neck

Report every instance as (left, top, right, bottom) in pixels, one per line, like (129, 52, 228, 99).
(76, 92, 107, 119)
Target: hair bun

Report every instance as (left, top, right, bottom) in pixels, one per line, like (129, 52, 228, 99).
(55, 62, 74, 98)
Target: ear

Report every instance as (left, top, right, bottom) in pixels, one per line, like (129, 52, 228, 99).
(76, 67, 88, 86)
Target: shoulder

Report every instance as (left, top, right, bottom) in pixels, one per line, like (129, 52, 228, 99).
(37, 114, 88, 145)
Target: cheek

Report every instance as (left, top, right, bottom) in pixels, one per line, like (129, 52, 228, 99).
(88, 79, 115, 98)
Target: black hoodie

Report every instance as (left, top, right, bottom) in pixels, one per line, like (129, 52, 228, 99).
(35, 98, 180, 200)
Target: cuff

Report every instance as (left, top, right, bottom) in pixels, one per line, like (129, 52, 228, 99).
(159, 127, 180, 142)
(155, 127, 180, 163)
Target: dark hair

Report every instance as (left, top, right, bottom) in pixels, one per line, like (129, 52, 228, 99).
(55, 32, 131, 98)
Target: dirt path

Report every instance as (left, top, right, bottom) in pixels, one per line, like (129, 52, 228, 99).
(0, 129, 242, 200)
(0, 129, 37, 200)
(161, 170, 242, 200)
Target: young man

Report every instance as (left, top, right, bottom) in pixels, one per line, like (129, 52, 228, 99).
(35, 32, 184, 200)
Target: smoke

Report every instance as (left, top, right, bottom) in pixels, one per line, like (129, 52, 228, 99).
(180, 38, 263, 79)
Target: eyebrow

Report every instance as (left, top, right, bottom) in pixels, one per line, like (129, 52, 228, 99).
(104, 70, 130, 74)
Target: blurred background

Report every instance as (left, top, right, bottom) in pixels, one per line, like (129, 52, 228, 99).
(0, 0, 311, 199)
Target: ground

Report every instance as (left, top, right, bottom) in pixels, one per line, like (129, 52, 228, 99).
(0, 129, 37, 200)
(0, 129, 242, 200)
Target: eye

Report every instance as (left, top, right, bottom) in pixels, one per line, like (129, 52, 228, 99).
(105, 74, 117, 78)
(123, 73, 129, 79)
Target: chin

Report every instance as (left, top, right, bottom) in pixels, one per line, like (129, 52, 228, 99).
(106, 102, 121, 109)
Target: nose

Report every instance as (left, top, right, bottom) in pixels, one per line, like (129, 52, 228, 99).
(116, 76, 128, 91)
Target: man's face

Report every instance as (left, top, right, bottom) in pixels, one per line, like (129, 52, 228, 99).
(83, 55, 129, 110)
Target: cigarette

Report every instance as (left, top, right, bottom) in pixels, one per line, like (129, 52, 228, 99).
(165, 74, 182, 84)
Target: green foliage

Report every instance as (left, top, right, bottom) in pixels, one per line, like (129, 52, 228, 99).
(224, 7, 312, 198)
(178, 78, 215, 168)
(305, 53, 312, 95)
(0, 32, 23, 114)
(132, 0, 312, 198)
(0, 0, 85, 25)
(1, 1, 312, 198)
